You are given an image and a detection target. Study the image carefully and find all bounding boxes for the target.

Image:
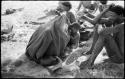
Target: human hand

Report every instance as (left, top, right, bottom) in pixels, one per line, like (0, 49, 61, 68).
(55, 56, 63, 64)
(50, 56, 63, 71)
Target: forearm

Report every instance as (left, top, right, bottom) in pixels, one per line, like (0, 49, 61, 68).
(99, 18, 109, 24)
(77, 2, 82, 11)
(80, 15, 95, 25)
(99, 23, 124, 35)
(80, 11, 106, 25)
(99, 18, 113, 27)
(92, 8, 109, 25)
(86, 12, 95, 18)
(80, 5, 111, 25)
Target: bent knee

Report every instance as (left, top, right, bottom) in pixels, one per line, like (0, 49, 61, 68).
(99, 33, 112, 40)
(98, 30, 107, 37)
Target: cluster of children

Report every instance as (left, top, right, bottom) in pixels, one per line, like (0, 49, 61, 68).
(25, 1, 124, 70)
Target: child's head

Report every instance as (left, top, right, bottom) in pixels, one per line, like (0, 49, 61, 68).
(57, 1, 72, 12)
(69, 22, 81, 33)
(99, 0, 108, 5)
(105, 5, 124, 24)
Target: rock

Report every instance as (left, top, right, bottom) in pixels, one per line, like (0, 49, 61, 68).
(2, 8, 24, 15)
(1, 32, 15, 42)
(5, 8, 16, 15)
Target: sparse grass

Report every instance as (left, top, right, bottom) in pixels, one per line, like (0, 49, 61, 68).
(79, 62, 124, 78)
(1, 1, 124, 78)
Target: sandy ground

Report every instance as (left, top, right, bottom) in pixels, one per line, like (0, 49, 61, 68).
(1, 1, 124, 78)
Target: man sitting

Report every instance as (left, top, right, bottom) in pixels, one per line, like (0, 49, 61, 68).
(80, 4, 124, 69)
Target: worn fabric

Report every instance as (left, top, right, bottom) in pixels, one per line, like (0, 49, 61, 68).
(25, 15, 70, 67)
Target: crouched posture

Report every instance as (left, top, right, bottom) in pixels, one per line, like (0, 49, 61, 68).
(99, 24, 124, 63)
(82, 23, 124, 68)
(25, 15, 70, 67)
(80, 5, 124, 69)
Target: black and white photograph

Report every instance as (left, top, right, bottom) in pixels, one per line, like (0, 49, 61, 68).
(1, 0, 124, 78)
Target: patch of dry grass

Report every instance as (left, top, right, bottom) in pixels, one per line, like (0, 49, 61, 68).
(1, 1, 124, 78)
(75, 62, 124, 78)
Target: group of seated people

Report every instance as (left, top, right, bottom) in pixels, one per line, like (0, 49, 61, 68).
(25, 1, 124, 70)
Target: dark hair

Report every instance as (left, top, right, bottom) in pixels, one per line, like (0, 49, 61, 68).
(61, 1, 72, 11)
(109, 5, 124, 16)
(100, 0, 108, 4)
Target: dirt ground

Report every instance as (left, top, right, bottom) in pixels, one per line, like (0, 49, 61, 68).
(1, 1, 124, 78)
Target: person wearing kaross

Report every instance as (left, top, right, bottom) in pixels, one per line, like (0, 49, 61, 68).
(38, 1, 76, 24)
(58, 1, 76, 24)
(80, 4, 124, 69)
(25, 1, 79, 67)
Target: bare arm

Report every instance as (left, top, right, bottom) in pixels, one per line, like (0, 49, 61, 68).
(80, 4, 115, 25)
(99, 23, 124, 35)
(77, 1, 83, 12)
(86, 12, 95, 18)
(99, 18, 113, 27)
(99, 18, 109, 24)
(80, 7, 109, 25)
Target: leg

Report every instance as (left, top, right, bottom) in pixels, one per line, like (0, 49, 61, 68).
(116, 29, 124, 59)
(85, 25, 99, 55)
(104, 35, 123, 63)
(80, 35, 105, 69)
